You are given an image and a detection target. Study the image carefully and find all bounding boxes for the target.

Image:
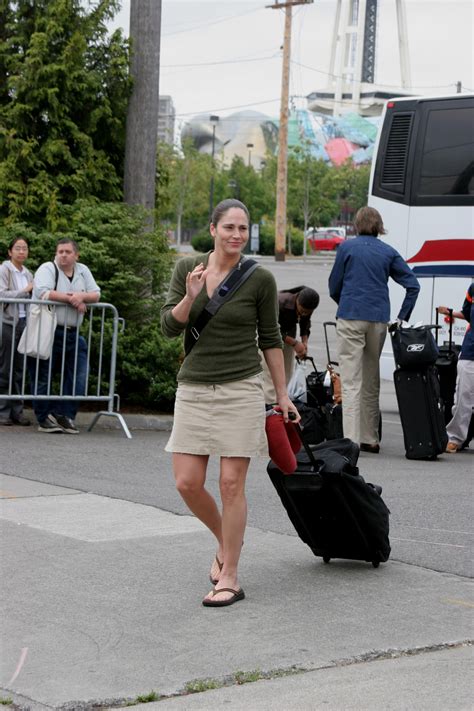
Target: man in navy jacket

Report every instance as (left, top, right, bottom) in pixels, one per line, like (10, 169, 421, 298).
(329, 207, 419, 452)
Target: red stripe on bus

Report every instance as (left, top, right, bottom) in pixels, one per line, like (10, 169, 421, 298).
(407, 239, 474, 264)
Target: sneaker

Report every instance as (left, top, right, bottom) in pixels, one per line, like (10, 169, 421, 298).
(53, 414, 79, 434)
(38, 415, 64, 433)
(445, 441, 458, 453)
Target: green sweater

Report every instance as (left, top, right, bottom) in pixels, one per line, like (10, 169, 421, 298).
(161, 252, 283, 383)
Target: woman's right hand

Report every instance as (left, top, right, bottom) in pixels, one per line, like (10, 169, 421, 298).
(185, 263, 208, 301)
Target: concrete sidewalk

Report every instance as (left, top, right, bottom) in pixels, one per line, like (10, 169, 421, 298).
(1, 470, 473, 709)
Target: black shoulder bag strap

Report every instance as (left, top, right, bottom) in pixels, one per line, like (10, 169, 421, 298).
(184, 258, 259, 355)
(52, 262, 59, 291)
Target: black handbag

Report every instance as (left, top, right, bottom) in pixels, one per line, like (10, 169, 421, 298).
(390, 323, 439, 369)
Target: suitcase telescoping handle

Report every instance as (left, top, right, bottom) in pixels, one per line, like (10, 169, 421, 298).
(296, 355, 317, 371)
(323, 321, 338, 367)
(288, 412, 322, 471)
(435, 307, 454, 352)
(296, 355, 326, 377)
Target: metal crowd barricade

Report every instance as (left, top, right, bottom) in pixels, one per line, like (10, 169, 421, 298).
(0, 298, 131, 438)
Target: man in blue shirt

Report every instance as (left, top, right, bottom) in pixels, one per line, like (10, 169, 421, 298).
(329, 206, 420, 452)
(438, 284, 474, 452)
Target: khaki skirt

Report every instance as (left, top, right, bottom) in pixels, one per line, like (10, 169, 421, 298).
(165, 374, 268, 457)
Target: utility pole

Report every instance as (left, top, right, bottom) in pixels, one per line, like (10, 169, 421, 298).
(124, 0, 162, 228)
(268, 0, 313, 261)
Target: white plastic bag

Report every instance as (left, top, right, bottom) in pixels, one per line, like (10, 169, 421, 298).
(287, 360, 307, 402)
(17, 303, 57, 360)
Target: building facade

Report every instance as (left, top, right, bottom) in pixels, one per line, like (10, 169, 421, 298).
(158, 95, 175, 144)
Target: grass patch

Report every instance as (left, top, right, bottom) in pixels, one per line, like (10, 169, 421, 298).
(184, 678, 222, 694)
(233, 669, 265, 684)
(125, 690, 160, 705)
(0, 700, 13, 707)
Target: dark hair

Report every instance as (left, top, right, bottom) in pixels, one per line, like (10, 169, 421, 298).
(353, 207, 386, 237)
(8, 236, 30, 251)
(211, 199, 250, 226)
(297, 287, 320, 310)
(56, 237, 79, 253)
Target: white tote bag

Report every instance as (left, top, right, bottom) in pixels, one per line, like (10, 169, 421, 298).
(287, 359, 308, 403)
(17, 303, 57, 360)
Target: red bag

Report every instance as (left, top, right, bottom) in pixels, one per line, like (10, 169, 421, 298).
(265, 408, 300, 475)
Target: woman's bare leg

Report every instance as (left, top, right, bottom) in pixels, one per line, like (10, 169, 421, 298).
(173, 453, 224, 569)
(203, 456, 250, 603)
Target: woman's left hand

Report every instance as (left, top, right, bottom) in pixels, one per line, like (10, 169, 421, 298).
(278, 394, 301, 423)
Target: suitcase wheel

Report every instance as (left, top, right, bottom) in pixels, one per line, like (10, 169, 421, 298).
(323, 556, 331, 564)
(372, 561, 380, 568)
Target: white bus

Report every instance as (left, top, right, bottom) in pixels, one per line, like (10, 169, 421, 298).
(368, 94, 474, 378)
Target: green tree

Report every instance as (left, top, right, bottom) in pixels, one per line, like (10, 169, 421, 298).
(221, 156, 270, 223)
(0, 0, 131, 226)
(286, 147, 336, 232)
(320, 162, 371, 229)
(156, 139, 212, 239)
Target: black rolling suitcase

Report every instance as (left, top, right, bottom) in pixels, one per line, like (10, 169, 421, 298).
(435, 308, 461, 424)
(394, 366, 448, 460)
(267, 436, 391, 567)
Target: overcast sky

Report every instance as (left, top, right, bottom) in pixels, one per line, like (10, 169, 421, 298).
(109, 0, 473, 127)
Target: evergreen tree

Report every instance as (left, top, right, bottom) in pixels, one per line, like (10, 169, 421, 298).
(0, 0, 131, 226)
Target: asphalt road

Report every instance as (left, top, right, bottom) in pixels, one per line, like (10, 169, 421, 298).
(3, 256, 472, 579)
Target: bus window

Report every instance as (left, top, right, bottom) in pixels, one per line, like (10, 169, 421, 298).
(417, 107, 474, 197)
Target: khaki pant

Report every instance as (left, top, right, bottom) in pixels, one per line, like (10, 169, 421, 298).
(261, 344, 295, 405)
(336, 319, 387, 445)
(446, 359, 474, 445)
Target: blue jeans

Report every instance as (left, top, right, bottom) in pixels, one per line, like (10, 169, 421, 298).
(29, 327, 88, 423)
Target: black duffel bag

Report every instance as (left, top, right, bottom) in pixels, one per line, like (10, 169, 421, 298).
(294, 400, 327, 446)
(390, 323, 439, 369)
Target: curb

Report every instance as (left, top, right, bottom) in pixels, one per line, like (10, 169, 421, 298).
(21, 407, 174, 432)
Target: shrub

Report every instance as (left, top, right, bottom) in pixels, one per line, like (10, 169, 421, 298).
(258, 223, 276, 255)
(257, 223, 304, 256)
(191, 228, 213, 253)
(287, 227, 304, 256)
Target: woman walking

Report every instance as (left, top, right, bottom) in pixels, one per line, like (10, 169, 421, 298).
(161, 199, 298, 607)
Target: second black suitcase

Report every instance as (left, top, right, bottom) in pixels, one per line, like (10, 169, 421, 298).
(267, 438, 391, 567)
(435, 308, 461, 424)
(394, 366, 448, 460)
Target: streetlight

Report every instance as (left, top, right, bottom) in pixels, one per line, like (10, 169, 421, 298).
(209, 115, 219, 220)
(247, 142, 254, 168)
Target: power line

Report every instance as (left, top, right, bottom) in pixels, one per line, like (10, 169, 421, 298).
(162, 6, 263, 37)
(161, 54, 279, 69)
(174, 98, 282, 118)
(291, 59, 460, 91)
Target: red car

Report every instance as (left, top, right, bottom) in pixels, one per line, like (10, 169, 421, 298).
(307, 230, 345, 251)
